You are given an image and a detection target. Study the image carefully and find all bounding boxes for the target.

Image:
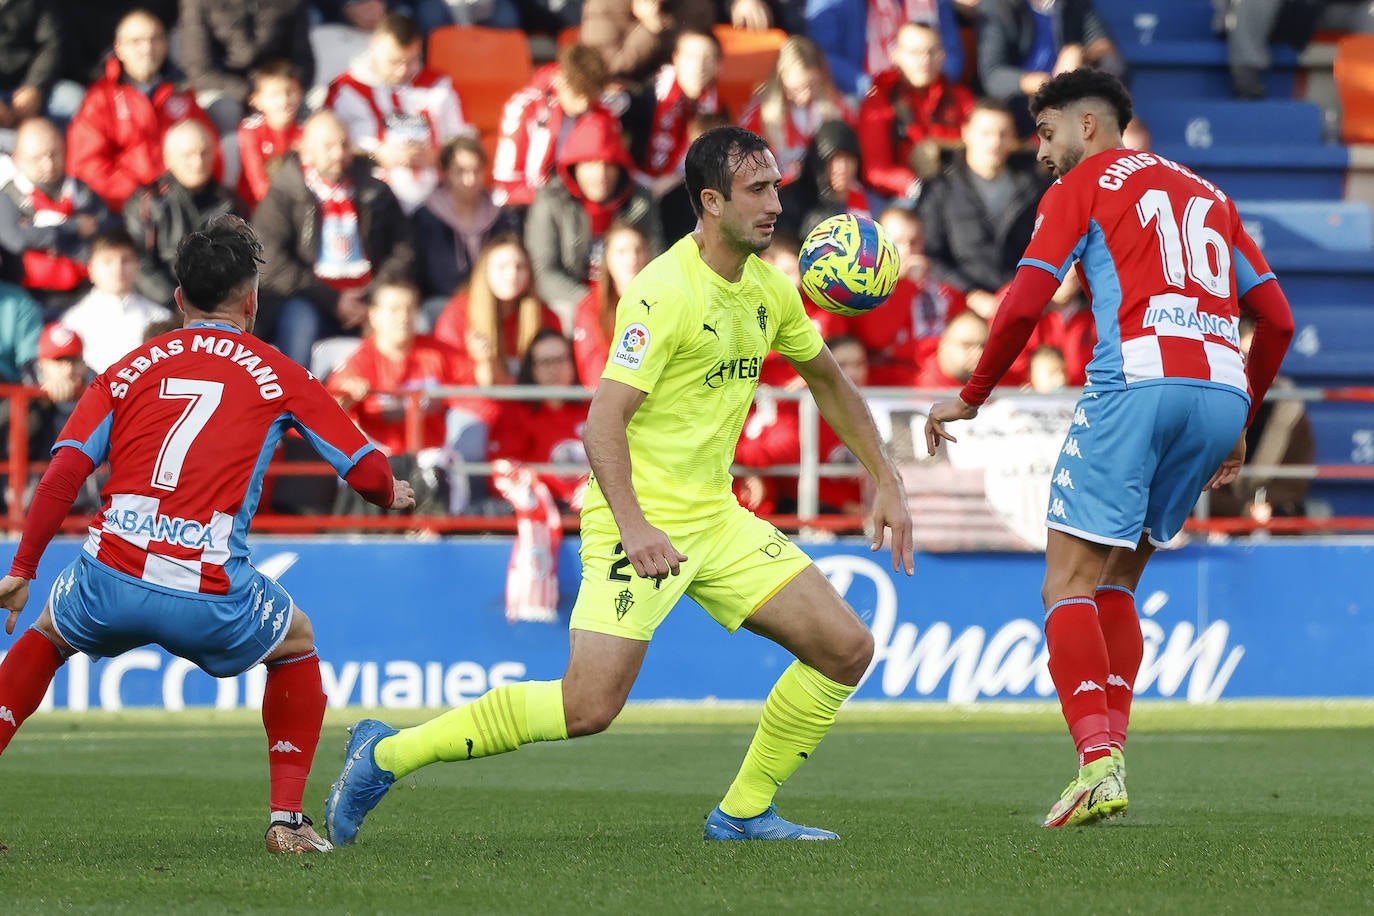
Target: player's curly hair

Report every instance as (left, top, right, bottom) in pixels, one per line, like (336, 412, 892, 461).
(1029, 68, 1133, 133)
(173, 215, 265, 313)
(685, 126, 772, 219)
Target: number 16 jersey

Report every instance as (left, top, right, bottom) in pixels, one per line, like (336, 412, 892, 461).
(1020, 147, 1275, 397)
(54, 321, 378, 596)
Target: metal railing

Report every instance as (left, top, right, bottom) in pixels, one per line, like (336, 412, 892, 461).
(2, 382, 1371, 538)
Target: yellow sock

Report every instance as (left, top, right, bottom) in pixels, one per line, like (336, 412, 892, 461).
(718, 661, 854, 819)
(374, 680, 568, 779)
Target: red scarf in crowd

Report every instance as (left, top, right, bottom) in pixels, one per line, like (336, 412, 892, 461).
(15, 175, 88, 292)
(304, 167, 372, 290)
(644, 71, 721, 176)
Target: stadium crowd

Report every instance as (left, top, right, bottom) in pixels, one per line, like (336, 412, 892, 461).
(0, 0, 1309, 521)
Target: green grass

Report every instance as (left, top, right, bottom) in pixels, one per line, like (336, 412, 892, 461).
(3, 702, 1374, 914)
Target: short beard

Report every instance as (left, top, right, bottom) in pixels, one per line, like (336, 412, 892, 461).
(1057, 142, 1086, 175)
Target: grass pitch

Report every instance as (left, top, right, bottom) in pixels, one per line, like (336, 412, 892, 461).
(2, 702, 1373, 914)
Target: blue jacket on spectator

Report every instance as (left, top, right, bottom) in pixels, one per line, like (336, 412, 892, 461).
(805, 0, 963, 98)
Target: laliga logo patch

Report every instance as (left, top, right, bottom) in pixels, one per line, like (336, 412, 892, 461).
(612, 323, 650, 370)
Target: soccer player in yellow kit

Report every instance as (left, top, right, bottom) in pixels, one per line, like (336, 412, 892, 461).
(326, 126, 915, 843)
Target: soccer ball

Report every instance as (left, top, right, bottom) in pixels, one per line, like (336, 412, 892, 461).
(798, 214, 900, 317)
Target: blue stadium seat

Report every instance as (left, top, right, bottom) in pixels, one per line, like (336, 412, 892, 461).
(1280, 305, 1374, 380)
(1153, 143, 1349, 200)
(1135, 100, 1324, 148)
(1127, 41, 1298, 100)
(1237, 202, 1374, 253)
(1260, 249, 1374, 306)
(1099, 0, 1215, 46)
(1305, 402, 1374, 515)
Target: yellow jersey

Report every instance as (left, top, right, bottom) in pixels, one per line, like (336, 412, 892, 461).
(583, 235, 825, 529)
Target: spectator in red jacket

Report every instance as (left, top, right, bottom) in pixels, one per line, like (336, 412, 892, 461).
(326, 273, 474, 455)
(734, 335, 872, 516)
(433, 234, 562, 387)
(67, 9, 221, 214)
(914, 310, 987, 388)
(857, 22, 974, 201)
(492, 43, 614, 210)
(571, 221, 651, 385)
(1006, 271, 1095, 386)
(236, 60, 304, 210)
(739, 36, 852, 184)
(852, 205, 966, 385)
(487, 328, 590, 511)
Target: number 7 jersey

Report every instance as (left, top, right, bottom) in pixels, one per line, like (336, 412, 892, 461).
(1020, 147, 1275, 395)
(54, 321, 379, 595)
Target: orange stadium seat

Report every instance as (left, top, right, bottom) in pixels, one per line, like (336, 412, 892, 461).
(427, 26, 534, 138)
(712, 25, 788, 119)
(1334, 34, 1374, 143)
(557, 26, 581, 51)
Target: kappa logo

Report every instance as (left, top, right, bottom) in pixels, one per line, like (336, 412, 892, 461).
(54, 568, 76, 602)
(1053, 468, 1075, 489)
(1107, 673, 1133, 692)
(1072, 407, 1090, 428)
(0, 705, 15, 726)
(270, 740, 302, 753)
(271, 606, 287, 640)
(1073, 680, 1104, 695)
(1062, 437, 1084, 458)
(261, 595, 276, 627)
(1049, 498, 1068, 519)
(612, 323, 650, 370)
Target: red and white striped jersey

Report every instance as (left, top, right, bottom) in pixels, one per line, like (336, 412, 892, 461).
(1020, 148, 1274, 395)
(55, 322, 377, 595)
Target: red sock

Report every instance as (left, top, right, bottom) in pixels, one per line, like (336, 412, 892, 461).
(1044, 597, 1112, 766)
(1096, 586, 1144, 751)
(263, 651, 326, 813)
(0, 630, 65, 754)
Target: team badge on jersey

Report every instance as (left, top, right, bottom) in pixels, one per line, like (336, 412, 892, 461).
(612, 323, 650, 370)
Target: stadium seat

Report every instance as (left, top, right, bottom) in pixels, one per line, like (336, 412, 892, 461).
(557, 26, 580, 50)
(1097, 0, 1215, 46)
(1152, 142, 1348, 200)
(1279, 305, 1374, 381)
(1135, 100, 1324, 149)
(1304, 402, 1374, 515)
(1333, 34, 1374, 143)
(1236, 201, 1373, 253)
(712, 25, 788, 118)
(427, 26, 533, 138)
(1126, 40, 1298, 100)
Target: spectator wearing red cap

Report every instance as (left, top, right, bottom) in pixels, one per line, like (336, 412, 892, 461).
(10, 323, 100, 514)
(524, 110, 663, 325)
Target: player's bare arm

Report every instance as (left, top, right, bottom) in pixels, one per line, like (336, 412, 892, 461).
(792, 347, 915, 575)
(583, 378, 687, 579)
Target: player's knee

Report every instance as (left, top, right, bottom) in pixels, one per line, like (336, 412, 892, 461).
(565, 700, 621, 738)
(839, 626, 875, 682)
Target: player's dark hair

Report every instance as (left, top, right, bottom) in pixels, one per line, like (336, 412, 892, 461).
(684, 125, 772, 219)
(173, 215, 264, 313)
(1029, 68, 1133, 133)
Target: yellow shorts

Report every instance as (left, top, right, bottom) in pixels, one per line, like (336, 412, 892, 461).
(570, 504, 812, 641)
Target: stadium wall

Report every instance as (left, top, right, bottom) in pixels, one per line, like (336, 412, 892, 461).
(4, 538, 1370, 709)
